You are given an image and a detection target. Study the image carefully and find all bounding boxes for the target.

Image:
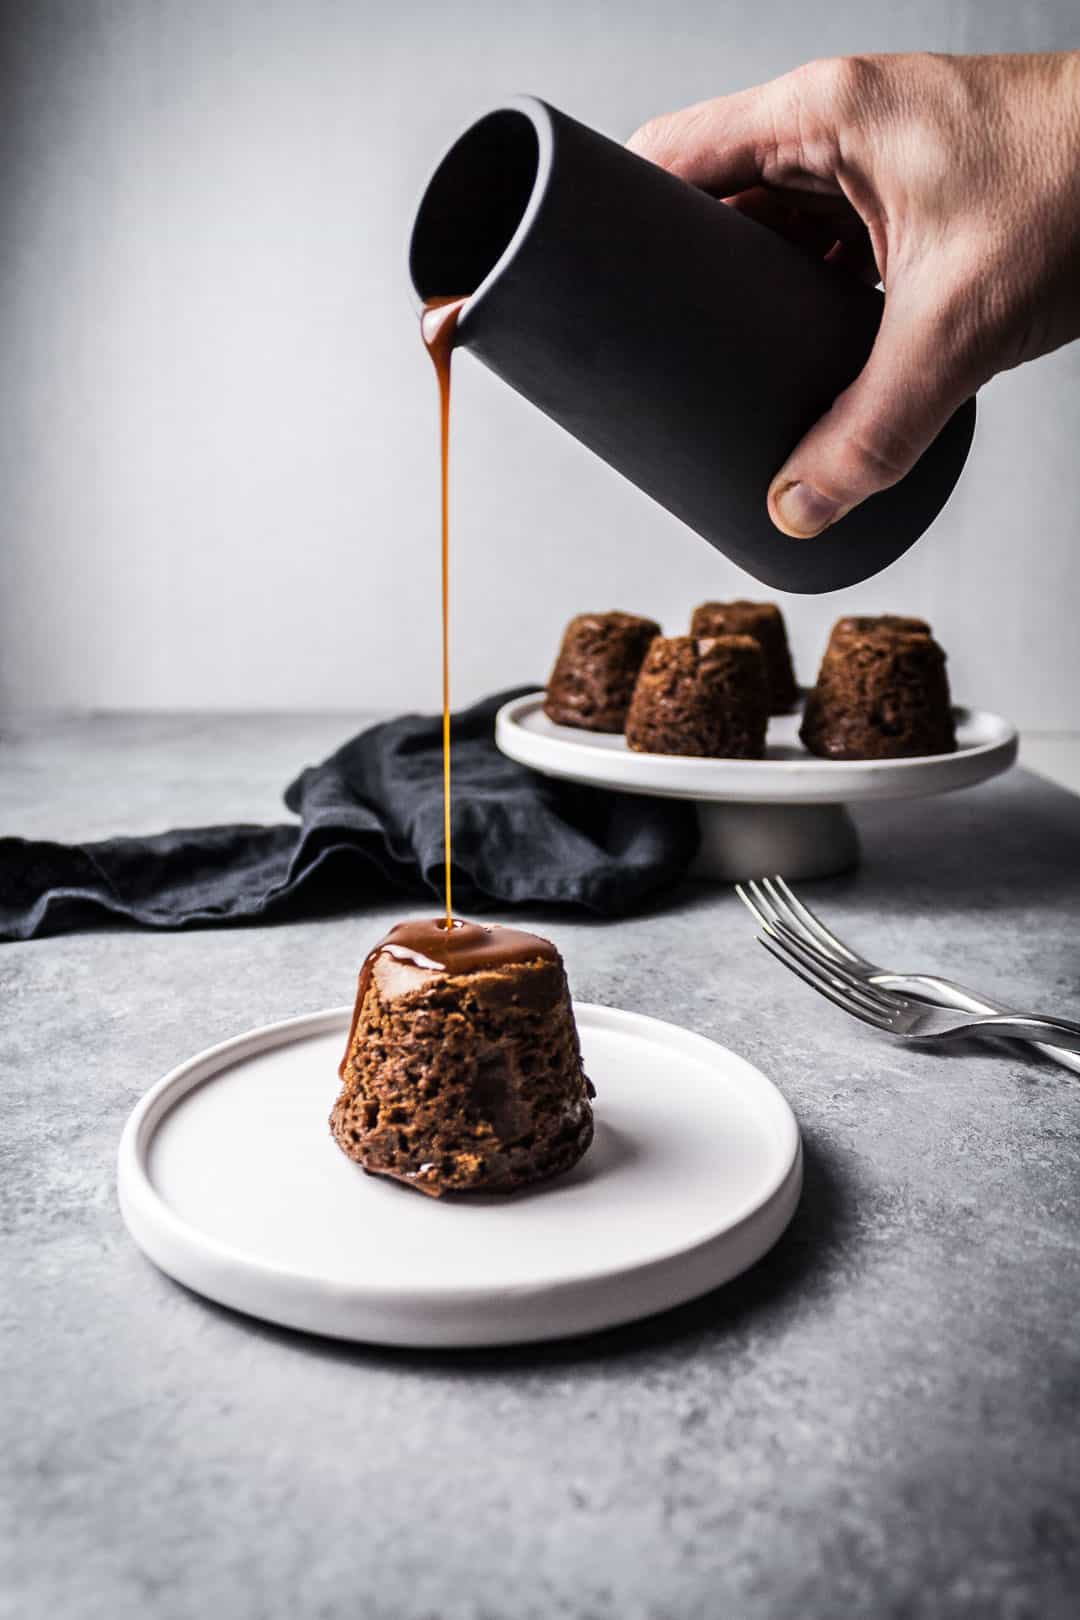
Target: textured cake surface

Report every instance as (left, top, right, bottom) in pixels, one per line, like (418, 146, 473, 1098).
(625, 634, 769, 758)
(689, 600, 799, 714)
(801, 621, 955, 760)
(829, 614, 931, 645)
(331, 920, 594, 1197)
(544, 611, 661, 732)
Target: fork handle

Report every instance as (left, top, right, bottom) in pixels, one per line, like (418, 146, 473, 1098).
(873, 974, 1080, 1077)
(963, 1014, 1080, 1055)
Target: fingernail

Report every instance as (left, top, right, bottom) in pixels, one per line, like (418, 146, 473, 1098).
(770, 480, 843, 538)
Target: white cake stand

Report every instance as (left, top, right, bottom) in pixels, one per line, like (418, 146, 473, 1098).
(495, 693, 1018, 881)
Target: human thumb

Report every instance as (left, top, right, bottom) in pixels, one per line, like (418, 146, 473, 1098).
(767, 295, 976, 538)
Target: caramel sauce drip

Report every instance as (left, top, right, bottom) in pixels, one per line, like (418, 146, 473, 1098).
(337, 299, 532, 1076)
(420, 295, 469, 927)
(336, 302, 566, 1082)
(338, 919, 559, 1076)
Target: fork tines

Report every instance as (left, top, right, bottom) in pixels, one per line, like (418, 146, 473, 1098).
(735, 876, 908, 1033)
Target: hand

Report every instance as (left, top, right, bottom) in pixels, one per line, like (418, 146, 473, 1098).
(629, 53, 1080, 537)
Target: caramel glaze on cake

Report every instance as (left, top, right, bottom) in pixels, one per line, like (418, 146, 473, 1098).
(331, 919, 594, 1197)
(800, 619, 955, 760)
(690, 600, 799, 714)
(544, 611, 661, 732)
(624, 634, 769, 758)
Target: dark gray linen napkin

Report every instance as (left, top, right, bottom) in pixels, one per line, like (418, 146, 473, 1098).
(0, 689, 698, 941)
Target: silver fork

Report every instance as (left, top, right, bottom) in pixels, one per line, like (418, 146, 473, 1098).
(737, 876, 1080, 1068)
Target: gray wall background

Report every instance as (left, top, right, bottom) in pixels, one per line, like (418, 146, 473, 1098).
(1, 0, 1077, 726)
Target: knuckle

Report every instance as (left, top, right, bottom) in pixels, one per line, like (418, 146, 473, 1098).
(794, 55, 863, 110)
(770, 57, 871, 176)
(840, 423, 917, 491)
(798, 54, 894, 127)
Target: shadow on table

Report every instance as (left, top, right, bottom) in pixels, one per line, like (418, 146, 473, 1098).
(851, 768, 1080, 917)
(195, 1128, 856, 1373)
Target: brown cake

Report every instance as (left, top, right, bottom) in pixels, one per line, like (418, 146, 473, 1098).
(800, 619, 955, 760)
(544, 611, 661, 732)
(689, 600, 799, 713)
(624, 634, 769, 758)
(331, 919, 594, 1197)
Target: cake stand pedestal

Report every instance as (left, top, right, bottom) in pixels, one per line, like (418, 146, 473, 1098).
(692, 802, 858, 881)
(495, 694, 1018, 883)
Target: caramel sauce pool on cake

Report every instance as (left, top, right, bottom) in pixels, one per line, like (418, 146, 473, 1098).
(338, 922, 559, 1078)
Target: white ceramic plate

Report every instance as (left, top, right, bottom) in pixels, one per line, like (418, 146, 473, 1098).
(117, 1003, 802, 1348)
(496, 693, 1017, 805)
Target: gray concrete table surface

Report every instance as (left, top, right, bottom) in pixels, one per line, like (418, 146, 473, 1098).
(3, 713, 1080, 1620)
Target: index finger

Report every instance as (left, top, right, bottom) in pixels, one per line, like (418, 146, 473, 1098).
(628, 64, 846, 198)
(627, 84, 782, 194)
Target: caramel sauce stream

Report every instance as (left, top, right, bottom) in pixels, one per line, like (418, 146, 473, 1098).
(420, 295, 468, 928)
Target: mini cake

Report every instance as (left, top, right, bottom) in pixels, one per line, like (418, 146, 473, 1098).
(624, 634, 769, 758)
(689, 600, 799, 713)
(331, 919, 594, 1197)
(544, 611, 661, 732)
(800, 620, 955, 760)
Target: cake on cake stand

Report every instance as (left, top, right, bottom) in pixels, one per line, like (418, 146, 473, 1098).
(495, 694, 1018, 881)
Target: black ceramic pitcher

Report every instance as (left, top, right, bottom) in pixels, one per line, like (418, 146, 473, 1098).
(408, 96, 976, 594)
